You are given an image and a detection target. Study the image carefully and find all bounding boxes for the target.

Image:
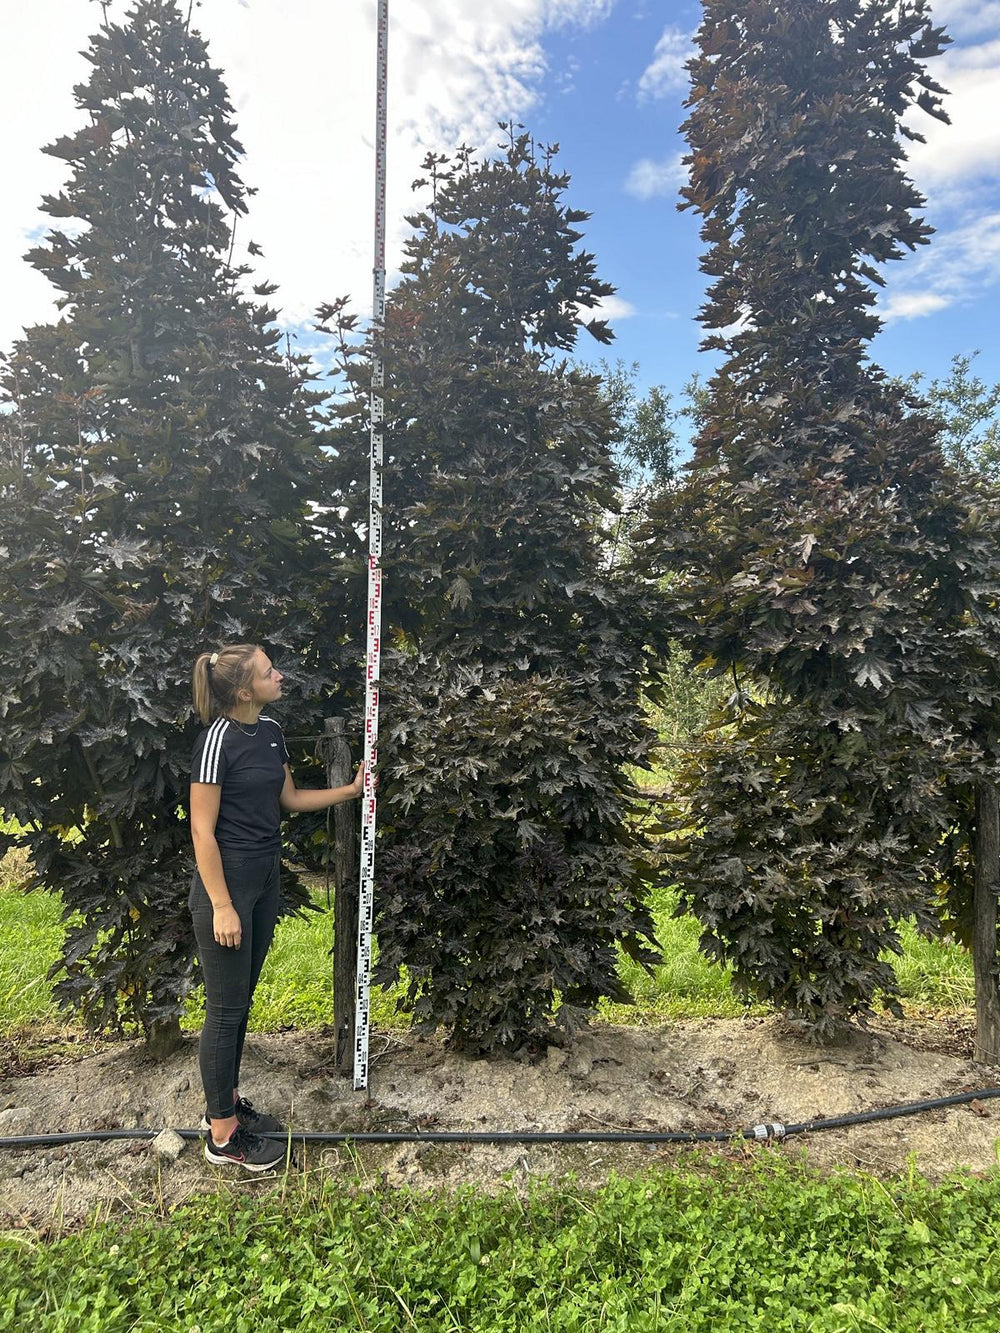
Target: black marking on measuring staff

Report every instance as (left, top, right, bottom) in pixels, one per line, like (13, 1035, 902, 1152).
(355, 0, 389, 1093)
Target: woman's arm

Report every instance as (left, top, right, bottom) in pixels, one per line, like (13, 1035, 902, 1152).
(279, 763, 365, 813)
(190, 782, 242, 948)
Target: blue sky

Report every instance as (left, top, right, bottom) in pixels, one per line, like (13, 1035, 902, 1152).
(531, 1, 1000, 401)
(2, 0, 998, 414)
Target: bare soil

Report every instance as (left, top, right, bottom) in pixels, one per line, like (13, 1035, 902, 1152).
(1, 1013, 998, 1227)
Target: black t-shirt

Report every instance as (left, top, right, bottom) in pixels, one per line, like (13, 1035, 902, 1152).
(191, 715, 290, 854)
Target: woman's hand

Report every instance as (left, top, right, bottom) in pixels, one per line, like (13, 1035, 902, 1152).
(213, 902, 242, 949)
(281, 763, 371, 812)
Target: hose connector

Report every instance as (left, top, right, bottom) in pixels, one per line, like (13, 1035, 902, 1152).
(750, 1122, 787, 1140)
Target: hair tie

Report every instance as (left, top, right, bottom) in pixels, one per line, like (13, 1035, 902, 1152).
(209, 652, 219, 667)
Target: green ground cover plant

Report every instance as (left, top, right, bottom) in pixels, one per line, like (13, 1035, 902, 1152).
(1, 1160, 998, 1332)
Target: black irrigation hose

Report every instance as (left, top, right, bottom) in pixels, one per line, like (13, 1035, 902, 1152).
(3, 1087, 999, 1150)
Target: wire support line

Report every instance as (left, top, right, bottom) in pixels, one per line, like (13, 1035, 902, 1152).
(285, 732, 363, 745)
(3, 1086, 998, 1150)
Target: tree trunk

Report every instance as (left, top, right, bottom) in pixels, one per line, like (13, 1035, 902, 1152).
(325, 717, 358, 1076)
(144, 1016, 184, 1061)
(973, 781, 1000, 1067)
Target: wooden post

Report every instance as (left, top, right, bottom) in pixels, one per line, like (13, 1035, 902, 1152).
(324, 718, 358, 1076)
(973, 781, 1000, 1067)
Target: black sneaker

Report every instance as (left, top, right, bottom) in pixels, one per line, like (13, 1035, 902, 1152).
(235, 1096, 285, 1135)
(201, 1096, 285, 1136)
(204, 1124, 285, 1173)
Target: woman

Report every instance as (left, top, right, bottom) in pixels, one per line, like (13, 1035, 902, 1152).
(189, 642, 363, 1172)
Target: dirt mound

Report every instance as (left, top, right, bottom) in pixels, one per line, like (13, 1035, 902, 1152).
(1, 1016, 997, 1225)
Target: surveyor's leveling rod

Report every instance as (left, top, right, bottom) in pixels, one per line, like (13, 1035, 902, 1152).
(355, 0, 388, 1093)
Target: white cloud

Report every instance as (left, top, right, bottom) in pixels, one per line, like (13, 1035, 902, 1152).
(881, 210, 1000, 321)
(548, 0, 618, 27)
(903, 39, 1000, 189)
(0, 0, 616, 355)
(0, 2, 96, 348)
(554, 54, 582, 95)
(637, 25, 693, 101)
(881, 292, 951, 321)
(571, 293, 635, 331)
(930, 1, 1000, 38)
(590, 294, 636, 320)
(890, 25, 1000, 325)
(624, 154, 686, 200)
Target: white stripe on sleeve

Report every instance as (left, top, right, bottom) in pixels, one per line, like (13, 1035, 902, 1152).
(200, 718, 229, 784)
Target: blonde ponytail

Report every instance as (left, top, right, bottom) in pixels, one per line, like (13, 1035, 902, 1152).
(192, 643, 259, 724)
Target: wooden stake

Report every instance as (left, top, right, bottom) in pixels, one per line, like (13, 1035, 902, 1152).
(973, 780, 1000, 1067)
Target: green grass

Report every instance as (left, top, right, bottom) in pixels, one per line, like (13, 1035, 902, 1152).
(891, 919, 976, 1009)
(181, 896, 406, 1033)
(0, 879, 403, 1037)
(0, 820, 991, 1327)
(1, 1159, 999, 1331)
(0, 880, 65, 1029)
(603, 889, 755, 1021)
(0, 872, 976, 1037)
(606, 896, 975, 1021)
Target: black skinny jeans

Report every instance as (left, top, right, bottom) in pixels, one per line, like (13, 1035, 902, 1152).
(189, 849, 281, 1121)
